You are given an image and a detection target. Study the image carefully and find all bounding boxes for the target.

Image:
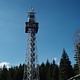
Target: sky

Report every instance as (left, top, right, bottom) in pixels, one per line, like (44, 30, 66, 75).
(0, 0, 80, 68)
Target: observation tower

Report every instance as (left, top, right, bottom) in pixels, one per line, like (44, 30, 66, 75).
(23, 7, 39, 80)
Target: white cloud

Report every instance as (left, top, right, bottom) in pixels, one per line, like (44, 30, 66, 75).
(53, 58, 57, 61)
(0, 62, 11, 69)
(53, 58, 60, 66)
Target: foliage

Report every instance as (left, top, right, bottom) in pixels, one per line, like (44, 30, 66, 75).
(0, 64, 24, 80)
(74, 64, 79, 75)
(0, 49, 78, 80)
(59, 49, 74, 80)
(50, 59, 59, 80)
(39, 59, 59, 80)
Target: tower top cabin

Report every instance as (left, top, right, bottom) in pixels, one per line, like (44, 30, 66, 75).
(25, 7, 38, 33)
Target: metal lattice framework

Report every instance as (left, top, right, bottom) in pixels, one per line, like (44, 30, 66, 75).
(23, 7, 39, 80)
(74, 29, 80, 73)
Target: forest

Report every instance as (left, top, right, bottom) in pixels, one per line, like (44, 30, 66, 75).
(0, 49, 79, 80)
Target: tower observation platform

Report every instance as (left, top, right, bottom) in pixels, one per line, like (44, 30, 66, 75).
(23, 7, 39, 80)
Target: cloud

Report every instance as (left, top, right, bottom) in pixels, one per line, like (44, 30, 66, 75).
(53, 58, 60, 66)
(53, 58, 57, 61)
(0, 62, 11, 69)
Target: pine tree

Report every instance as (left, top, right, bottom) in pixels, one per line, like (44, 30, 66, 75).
(50, 59, 59, 80)
(0, 68, 2, 80)
(45, 59, 50, 80)
(59, 49, 74, 80)
(8, 67, 15, 80)
(1, 65, 8, 80)
(17, 64, 24, 80)
(39, 62, 46, 80)
(74, 64, 79, 75)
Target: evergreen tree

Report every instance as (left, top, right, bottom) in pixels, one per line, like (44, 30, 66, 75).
(16, 64, 24, 80)
(59, 49, 74, 80)
(39, 62, 46, 80)
(50, 59, 59, 80)
(8, 67, 16, 80)
(45, 59, 50, 80)
(0, 68, 2, 80)
(1, 65, 8, 80)
(74, 64, 79, 75)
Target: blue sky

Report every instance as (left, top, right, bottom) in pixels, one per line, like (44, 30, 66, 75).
(0, 0, 80, 67)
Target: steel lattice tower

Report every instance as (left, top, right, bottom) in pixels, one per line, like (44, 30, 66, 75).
(23, 7, 39, 80)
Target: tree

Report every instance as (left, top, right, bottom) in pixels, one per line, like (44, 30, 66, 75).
(8, 67, 16, 80)
(1, 65, 8, 80)
(50, 59, 59, 80)
(74, 64, 79, 75)
(16, 64, 24, 80)
(0, 68, 2, 80)
(45, 59, 51, 80)
(59, 49, 74, 80)
(39, 62, 46, 80)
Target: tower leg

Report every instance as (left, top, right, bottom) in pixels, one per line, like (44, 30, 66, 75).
(23, 29, 39, 80)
